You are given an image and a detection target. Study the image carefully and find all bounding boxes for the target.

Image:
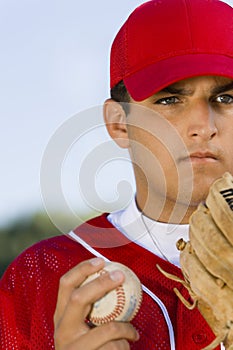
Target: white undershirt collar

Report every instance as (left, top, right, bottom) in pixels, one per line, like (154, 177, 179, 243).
(107, 198, 189, 267)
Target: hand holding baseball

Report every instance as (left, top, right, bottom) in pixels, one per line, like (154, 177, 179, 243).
(54, 258, 141, 350)
(81, 261, 142, 326)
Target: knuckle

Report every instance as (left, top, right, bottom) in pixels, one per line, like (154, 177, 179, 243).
(97, 271, 117, 290)
(70, 289, 84, 305)
(106, 322, 122, 336)
(59, 260, 92, 288)
(59, 273, 71, 289)
(96, 274, 110, 288)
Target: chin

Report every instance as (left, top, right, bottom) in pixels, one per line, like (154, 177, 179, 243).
(191, 172, 224, 204)
(190, 192, 209, 207)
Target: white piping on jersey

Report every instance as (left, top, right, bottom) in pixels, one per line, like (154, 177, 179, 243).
(68, 230, 176, 350)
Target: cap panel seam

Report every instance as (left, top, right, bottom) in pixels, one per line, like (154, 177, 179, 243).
(125, 17, 129, 79)
(183, 0, 194, 49)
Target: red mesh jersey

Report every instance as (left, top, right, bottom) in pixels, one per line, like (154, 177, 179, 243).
(0, 214, 219, 349)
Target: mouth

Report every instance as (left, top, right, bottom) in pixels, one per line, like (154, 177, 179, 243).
(188, 151, 218, 164)
(178, 150, 219, 164)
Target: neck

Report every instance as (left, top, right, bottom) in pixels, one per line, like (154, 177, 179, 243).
(136, 193, 197, 224)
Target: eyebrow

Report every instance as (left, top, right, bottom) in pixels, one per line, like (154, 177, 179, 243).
(160, 86, 193, 96)
(158, 81, 233, 96)
(211, 82, 233, 95)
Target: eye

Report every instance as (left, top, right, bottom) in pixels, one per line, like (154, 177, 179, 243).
(155, 96, 180, 105)
(215, 94, 233, 104)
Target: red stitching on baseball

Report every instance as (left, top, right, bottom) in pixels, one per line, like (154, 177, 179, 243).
(90, 284, 126, 325)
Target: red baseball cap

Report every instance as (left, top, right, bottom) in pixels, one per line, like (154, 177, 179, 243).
(110, 0, 233, 101)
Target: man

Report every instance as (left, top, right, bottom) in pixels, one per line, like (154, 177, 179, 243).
(1, 0, 233, 349)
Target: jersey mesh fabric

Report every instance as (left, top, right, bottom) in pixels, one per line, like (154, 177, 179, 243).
(0, 214, 220, 350)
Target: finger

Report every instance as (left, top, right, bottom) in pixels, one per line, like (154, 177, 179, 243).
(72, 322, 139, 350)
(180, 243, 220, 301)
(54, 258, 105, 325)
(190, 205, 233, 289)
(58, 268, 125, 339)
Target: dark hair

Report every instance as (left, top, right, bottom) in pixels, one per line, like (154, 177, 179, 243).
(110, 80, 130, 114)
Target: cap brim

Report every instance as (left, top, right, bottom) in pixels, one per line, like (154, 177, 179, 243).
(124, 54, 233, 101)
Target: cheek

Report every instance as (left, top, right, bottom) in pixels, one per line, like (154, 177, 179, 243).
(216, 122, 233, 169)
(223, 143, 233, 172)
(127, 117, 190, 182)
(129, 130, 178, 176)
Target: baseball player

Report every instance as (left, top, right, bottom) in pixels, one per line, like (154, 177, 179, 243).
(1, 0, 233, 349)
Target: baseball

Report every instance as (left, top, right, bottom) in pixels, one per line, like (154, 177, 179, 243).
(82, 261, 143, 326)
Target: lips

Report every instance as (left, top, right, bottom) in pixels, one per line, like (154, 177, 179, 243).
(189, 151, 218, 160)
(178, 149, 220, 164)
(188, 150, 219, 164)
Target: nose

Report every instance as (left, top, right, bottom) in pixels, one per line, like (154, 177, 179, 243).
(187, 102, 217, 141)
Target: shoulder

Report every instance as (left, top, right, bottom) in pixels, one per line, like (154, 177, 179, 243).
(0, 215, 110, 289)
(10, 234, 81, 268)
(10, 213, 110, 265)
(0, 236, 69, 290)
(76, 213, 112, 230)
(0, 214, 112, 292)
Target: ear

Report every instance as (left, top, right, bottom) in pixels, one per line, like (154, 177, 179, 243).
(103, 99, 129, 148)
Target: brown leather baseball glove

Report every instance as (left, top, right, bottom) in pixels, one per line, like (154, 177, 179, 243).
(157, 172, 233, 350)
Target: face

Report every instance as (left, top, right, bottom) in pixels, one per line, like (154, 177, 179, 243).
(125, 76, 233, 223)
